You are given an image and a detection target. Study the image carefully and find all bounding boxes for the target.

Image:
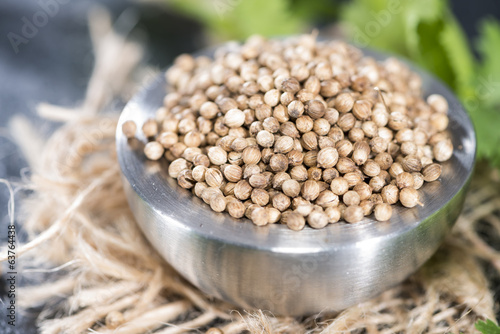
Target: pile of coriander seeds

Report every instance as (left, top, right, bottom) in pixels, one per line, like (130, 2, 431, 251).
(123, 34, 453, 231)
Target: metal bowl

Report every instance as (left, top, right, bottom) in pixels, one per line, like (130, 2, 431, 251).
(116, 47, 476, 316)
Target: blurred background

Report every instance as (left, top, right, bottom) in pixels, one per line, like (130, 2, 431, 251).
(0, 0, 499, 332)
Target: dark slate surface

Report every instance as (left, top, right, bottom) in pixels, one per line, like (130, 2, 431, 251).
(0, 0, 498, 332)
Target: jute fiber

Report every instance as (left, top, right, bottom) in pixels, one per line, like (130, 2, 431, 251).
(2, 8, 499, 334)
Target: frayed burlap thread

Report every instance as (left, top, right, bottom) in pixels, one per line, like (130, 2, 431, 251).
(2, 7, 499, 334)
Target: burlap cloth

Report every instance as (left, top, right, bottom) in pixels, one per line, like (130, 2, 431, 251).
(2, 9, 499, 334)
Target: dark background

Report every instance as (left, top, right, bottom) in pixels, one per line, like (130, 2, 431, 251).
(0, 0, 499, 332)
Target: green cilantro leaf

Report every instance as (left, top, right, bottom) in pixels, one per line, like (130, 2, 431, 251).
(168, 0, 304, 40)
(475, 319, 500, 334)
(470, 18, 500, 167)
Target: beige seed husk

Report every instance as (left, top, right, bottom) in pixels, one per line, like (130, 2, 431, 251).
(227, 200, 245, 218)
(251, 188, 270, 206)
(272, 193, 291, 212)
(344, 205, 364, 223)
(207, 146, 227, 165)
(142, 118, 158, 137)
(359, 199, 375, 216)
(267, 207, 281, 224)
(205, 168, 224, 188)
(251, 207, 268, 226)
(122, 120, 137, 138)
(286, 212, 306, 231)
(433, 139, 453, 162)
(325, 206, 341, 223)
(317, 147, 339, 168)
(302, 180, 320, 201)
(399, 187, 422, 208)
(343, 190, 361, 206)
(331, 177, 349, 196)
(274, 135, 295, 153)
(422, 163, 442, 182)
(374, 203, 393, 221)
(282, 179, 301, 198)
(210, 194, 226, 212)
(144, 141, 164, 161)
(381, 184, 399, 205)
(315, 190, 339, 208)
(307, 210, 329, 229)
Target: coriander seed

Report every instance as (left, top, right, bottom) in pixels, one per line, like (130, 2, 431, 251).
(205, 168, 224, 188)
(274, 136, 294, 153)
(381, 184, 399, 205)
(336, 139, 353, 157)
(144, 141, 164, 161)
(223, 108, 245, 128)
(290, 165, 308, 181)
(286, 212, 306, 231)
(325, 206, 341, 223)
(343, 190, 361, 206)
(374, 203, 392, 221)
(269, 154, 288, 172)
(251, 207, 268, 226)
(142, 119, 158, 137)
(282, 179, 301, 198)
(192, 165, 207, 182)
(330, 177, 349, 196)
(256, 130, 274, 148)
(396, 172, 414, 189)
(272, 193, 291, 212)
(412, 172, 425, 189)
(208, 146, 227, 165)
(223, 164, 243, 182)
(315, 190, 339, 208)
(234, 180, 252, 200)
(362, 160, 381, 177)
(210, 194, 226, 212)
(354, 182, 372, 201)
(369, 175, 386, 192)
(227, 200, 245, 218)
(242, 146, 261, 165)
(335, 93, 354, 113)
(359, 199, 374, 216)
(249, 173, 267, 188)
(302, 180, 320, 201)
(317, 147, 339, 168)
(122, 120, 137, 138)
(433, 139, 453, 162)
(352, 100, 372, 120)
(399, 187, 422, 208)
(305, 100, 326, 119)
(307, 210, 329, 229)
(251, 188, 270, 206)
(287, 100, 305, 118)
(422, 163, 442, 182)
(137, 34, 455, 230)
(344, 205, 364, 223)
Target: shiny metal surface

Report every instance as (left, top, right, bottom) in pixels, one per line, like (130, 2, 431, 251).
(116, 48, 476, 316)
